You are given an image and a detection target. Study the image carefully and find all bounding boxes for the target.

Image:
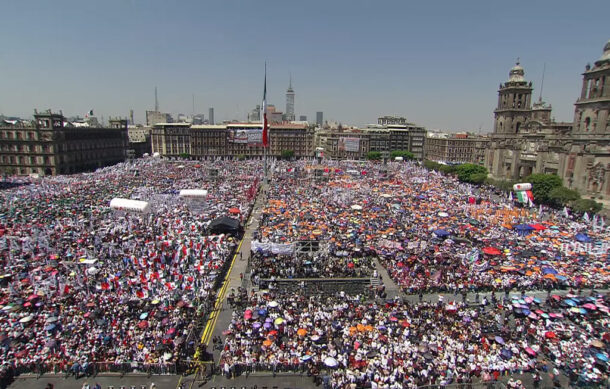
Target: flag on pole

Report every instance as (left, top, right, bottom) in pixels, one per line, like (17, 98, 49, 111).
(262, 64, 269, 147)
(508, 192, 513, 202)
(563, 206, 570, 218)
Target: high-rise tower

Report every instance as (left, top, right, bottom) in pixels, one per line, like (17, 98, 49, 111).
(493, 61, 533, 134)
(285, 76, 295, 122)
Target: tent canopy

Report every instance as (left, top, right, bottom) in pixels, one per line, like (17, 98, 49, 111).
(179, 189, 208, 198)
(209, 216, 240, 234)
(109, 198, 150, 213)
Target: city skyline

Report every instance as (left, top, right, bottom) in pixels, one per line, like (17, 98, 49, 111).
(0, 0, 608, 130)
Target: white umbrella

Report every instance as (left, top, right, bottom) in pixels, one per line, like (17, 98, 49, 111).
(19, 316, 33, 323)
(268, 301, 279, 308)
(87, 267, 99, 275)
(324, 357, 338, 367)
(437, 212, 449, 217)
(350, 204, 363, 210)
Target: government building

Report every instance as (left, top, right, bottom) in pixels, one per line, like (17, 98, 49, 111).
(151, 122, 314, 159)
(485, 41, 610, 202)
(0, 110, 128, 176)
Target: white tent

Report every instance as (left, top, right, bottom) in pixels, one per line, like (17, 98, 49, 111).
(109, 198, 151, 213)
(179, 189, 208, 198)
(395, 156, 403, 161)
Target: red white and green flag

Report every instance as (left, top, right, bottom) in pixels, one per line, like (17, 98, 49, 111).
(516, 190, 534, 204)
(262, 64, 269, 147)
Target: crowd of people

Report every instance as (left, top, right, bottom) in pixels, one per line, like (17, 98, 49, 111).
(216, 159, 609, 387)
(0, 158, 261, 376)
(219, 288, 608, 387)
(254, 160, 609, 294)
(1, 156, 609, 387)
(249, 252, 375, 280)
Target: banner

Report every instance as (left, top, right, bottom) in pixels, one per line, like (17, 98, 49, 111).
(251, 240, 295, 255)
(228, 128, 263, 145)
(338, 137, 360, 152)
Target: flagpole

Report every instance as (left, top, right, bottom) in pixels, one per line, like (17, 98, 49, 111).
(263, 62, 268, 186)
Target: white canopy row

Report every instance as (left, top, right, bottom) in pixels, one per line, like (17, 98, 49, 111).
(109, 198, 151, 213)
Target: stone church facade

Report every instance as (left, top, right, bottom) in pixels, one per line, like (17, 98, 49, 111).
(485, 41, 610, 203)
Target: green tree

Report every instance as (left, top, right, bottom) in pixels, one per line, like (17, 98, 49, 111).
(390, 150, 415, 160)
(469, 172, 488, 184)
(455, 163, 488, 183)
(439, 164, 457, 175)
(485, 178, 516, 193)
(237, 154, 246, 161)
(280, 150, 295, 160)
(366, 151, 382, 160)
(548, 186, 580, 207)
(524, 174, 562, 205)
(571, 199, 603, 215)
(179, 153, 190, 159)
(423, 160, 441, 171)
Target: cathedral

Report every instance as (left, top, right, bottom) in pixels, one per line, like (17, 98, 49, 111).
(485, 40, 610, 204)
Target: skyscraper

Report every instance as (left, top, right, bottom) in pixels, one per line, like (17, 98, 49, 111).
(285, 76, 295, 122)
(316, 111, 323, 126)
(208, 108, 214, 125)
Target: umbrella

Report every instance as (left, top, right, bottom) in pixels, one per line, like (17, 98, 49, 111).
(297, 328, 307, 336)
(433, 229, 450, 237)
(494, 336, 505, 345)
(524, 347, 537, 357)
(228, 208, 240, 215)
(595, 353, 608, 362)
(583, 303, 597, 310)
(139, 312, 148, 320)
(268, 301, 279, 308)
(163, 352, 173, 361)
(19, 316, 33, 323)
(564, 299, 577, 307)
(500, 349, 513, 360)
(437, 212, 449, 217)
(483, 247, 502, 256)
(46, 316, 58, 323)
(252, 322, 262, 329)
(590, 340, 604, 348)
(44, 324, 56, 331)
(324, 357, 338, 368)
(575, 233, 592, 243)
(274, 317, 284, 325)
(350, 204, 363, 211)
(545, 331, 556, 339)
(263, 322, 271, 329)
(137, 320, 148, 329)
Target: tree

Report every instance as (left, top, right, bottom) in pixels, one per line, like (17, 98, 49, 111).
(423, 160, 441, 171)
(280, 150, 295, 160)
(469, 173, 488, 184)
(179, 153, 190, 159)
(236, 154, 246, 161)
(390, 150, 414, 160)
(455, 164, 488, 183)
(366, 151, 382, 160)
(485, 178, 516, 193)
(524, 174, 562, 205)
(548, 186, 580, 207)
(571, 199, 603, 215)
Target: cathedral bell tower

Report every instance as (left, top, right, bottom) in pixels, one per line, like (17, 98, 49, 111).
(494, 61, 533, 134)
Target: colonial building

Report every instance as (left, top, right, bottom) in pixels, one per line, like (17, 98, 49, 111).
(0, 110, 128, 176)
(485, 40, 610, 202)
(151, 122, 313, 159)
(425, 133, 490, 164)
(314, 122, 427, 160)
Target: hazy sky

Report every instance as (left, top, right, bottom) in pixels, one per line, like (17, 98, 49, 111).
(0, 0, 608, 131)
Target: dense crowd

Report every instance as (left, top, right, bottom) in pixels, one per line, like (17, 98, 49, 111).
(219, 289, 609, 387)
(0, 159, 261, 375)
(255, 161, 609, 293)
(220, 160, 610, 387)
(249, 252, 375, 280)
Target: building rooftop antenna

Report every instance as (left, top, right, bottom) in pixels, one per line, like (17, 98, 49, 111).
(155, 86, 159, 112)
(539, 63, 546, 102)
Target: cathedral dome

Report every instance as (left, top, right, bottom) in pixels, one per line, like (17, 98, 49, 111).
(508, 61, 525, 82)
